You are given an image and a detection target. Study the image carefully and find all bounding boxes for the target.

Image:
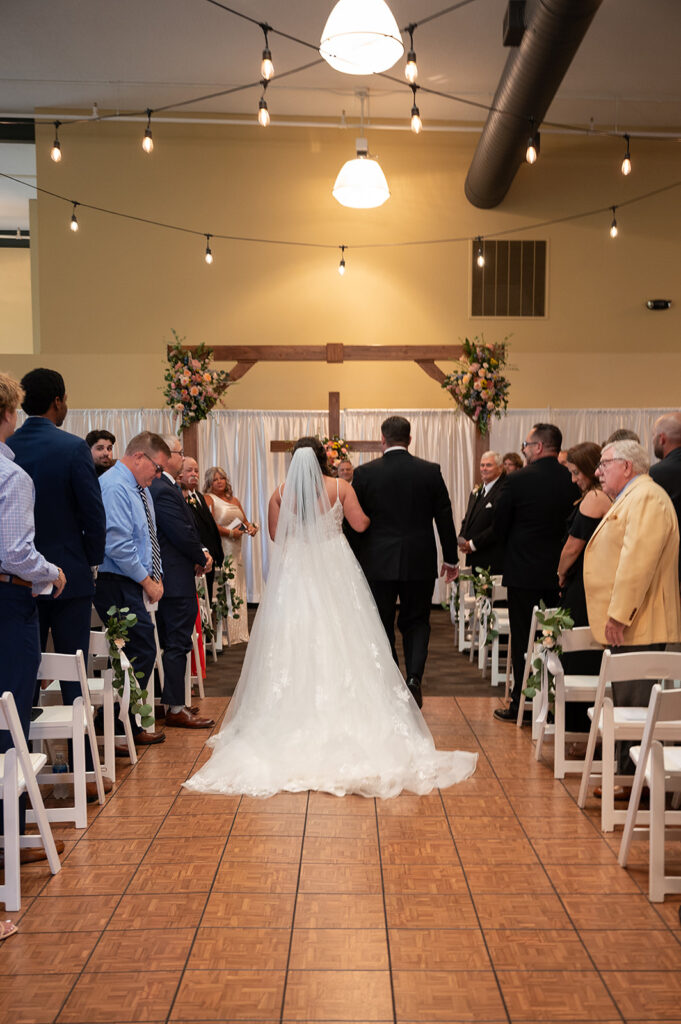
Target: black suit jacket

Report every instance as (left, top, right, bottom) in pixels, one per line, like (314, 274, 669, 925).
(150, 475, 206, 598)
(459, 475, 506, 572)
(351, 449, 458, 581)
(650, 447, 681, 572)
(8, 417, 106, 598)
(494, 457, 579, 589)
(186, 490, 224, 567)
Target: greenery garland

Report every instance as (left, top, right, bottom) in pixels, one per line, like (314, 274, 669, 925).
(104, 606, 155, 729)
(471, 566, 499, 647)
(522, 603, 574, 710)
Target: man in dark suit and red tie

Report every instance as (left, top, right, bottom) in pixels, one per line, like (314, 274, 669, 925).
(350, 415, 459, 708)
(150, 437, 214, 729)
(458, 450, 506, 573)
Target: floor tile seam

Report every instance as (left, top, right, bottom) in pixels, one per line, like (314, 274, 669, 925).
(373, 799, 398, 1024)
(279, 790, 313, 1024)
(164, 791, 244, 1024)
(434, 781, 510, 1024)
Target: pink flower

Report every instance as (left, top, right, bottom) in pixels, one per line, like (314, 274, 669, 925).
(190, 386, 199, 396)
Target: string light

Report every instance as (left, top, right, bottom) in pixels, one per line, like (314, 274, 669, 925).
(258, 82, 270, 127)
(338, 245, 346, 276)
(204, 234, 214, 264)
(142, 109, 154, 154)
(526, 120, 539, 164)
(475, 236, 485, 268)
(405, 24, 418, 84)
(410, 84, 422, 135)
(260, 24, 274, 81)
(70, 202, 79, 232)
(50, 121, 62, 162)
(609, 206, 618, 238)
(621, 134, 632, 175)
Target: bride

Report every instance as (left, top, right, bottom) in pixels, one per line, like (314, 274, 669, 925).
(184, 437, 477, 798)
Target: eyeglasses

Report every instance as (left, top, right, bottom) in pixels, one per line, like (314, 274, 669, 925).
(171, 448, 184, 457)
(596, 457, 625, 471)
(521, 440, 540, 451)
(141, 452, 163, 475)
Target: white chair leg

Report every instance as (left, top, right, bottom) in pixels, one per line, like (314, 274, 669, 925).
(649, 743, 666, 902)
(103, 686, 115, 783)
(72, 702, 88, 829)
(192, 631, 205, 699)
(578, 708, 601, 808)
(2, 752, 21, 911)
(618, 749, 650, 868)
(184, 653, 192, 707)
(122, 714, 138, 765)
(21, 752, 61, 876)
(553, 694, 566, 779)
(601, 699, 616, 832)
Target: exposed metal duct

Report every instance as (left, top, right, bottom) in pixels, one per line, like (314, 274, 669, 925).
(464, 0, 604, 209)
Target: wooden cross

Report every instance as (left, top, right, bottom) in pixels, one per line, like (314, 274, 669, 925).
(269, 390, 381, 457)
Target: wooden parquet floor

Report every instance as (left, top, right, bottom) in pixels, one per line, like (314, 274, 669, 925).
(3, 611, 681, 1024)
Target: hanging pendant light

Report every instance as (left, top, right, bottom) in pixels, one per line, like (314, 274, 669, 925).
(332, 138, 390, 208)
(320, 0, 404, 75)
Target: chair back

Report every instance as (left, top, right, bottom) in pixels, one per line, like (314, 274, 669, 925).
(91, 606, 104, 628)
(559, 625, 603, 654)
(603, 649, 681, 685)
(0, 691, 35, 774)
(38, 651, 89, 697)
(88, 630, 110, 659)
(492, 582, 507, 603)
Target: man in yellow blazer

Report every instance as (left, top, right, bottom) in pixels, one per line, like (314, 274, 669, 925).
(584, 439, 681, 648)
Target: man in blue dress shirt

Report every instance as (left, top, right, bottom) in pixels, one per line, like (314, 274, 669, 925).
(94, 431, 172, 746)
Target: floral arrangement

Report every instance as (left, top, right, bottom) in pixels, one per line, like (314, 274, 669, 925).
(104, 606, 155, 729)
(442, 336, 511, 436)
(163, 329, 232, 428)
(523, 603, 574, 710)
(471, 566, 499, 647)
(321, 436, 350, 469)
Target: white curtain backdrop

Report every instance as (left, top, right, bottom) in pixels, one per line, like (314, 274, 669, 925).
(490, 409, 672, 462)
(17, 408, 179, 449)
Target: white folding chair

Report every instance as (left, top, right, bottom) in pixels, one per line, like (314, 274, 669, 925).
(0, 691, 61, 910)
(618, 684, 681, 901)
(516, 606, 559, 736)
(453, 571, 475, 653)
(475, 578, 509, 687)
(147, 605, 164, 728)
(184, 625, 205, 706)
(88, 631, 137, 778)
(197, 580, 217, 664)
(30, 651, 105, 829)
(577, 650, 681, 831)
(534, 625, 605, 778)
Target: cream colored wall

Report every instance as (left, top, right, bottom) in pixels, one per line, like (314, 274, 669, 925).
(0, 247, 33, 354)
(2, 119, 679, 409)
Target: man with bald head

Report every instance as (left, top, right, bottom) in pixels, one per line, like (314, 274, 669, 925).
(651, 412, 681, 575)
(178, 456, 223, 599)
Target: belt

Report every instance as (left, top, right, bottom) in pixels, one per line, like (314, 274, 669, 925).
(0, 573, 32, 589)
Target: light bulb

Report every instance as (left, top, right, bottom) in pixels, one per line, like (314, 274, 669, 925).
(261, 48, 274, 80)
(338, 257, 346, 276)
(142, 128, 153, 153)
(410, 105, 422, 135)
(258, 98, 270, 127)
(476, 243, 485, 268)
(204, 236, 213, 264)
(70, 206, 79, 232)
(621, 134, 631, 175)
(51, 141, 62, 162)
(609, 208, 618, 238)
(405, 50, 418, 84)
(526, 140, 537, 164)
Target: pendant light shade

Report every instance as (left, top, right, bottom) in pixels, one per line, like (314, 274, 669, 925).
(332, 139, 390, 208)
(320, 0, 404, 75)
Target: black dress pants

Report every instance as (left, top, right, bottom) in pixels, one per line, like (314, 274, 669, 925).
(507, 585, 560, 710)
(369, 578, 434, 682)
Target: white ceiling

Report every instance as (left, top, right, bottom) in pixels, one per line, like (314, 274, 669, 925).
(2, 0, 680, 229)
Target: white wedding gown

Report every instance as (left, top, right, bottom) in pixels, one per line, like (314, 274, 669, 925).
(185, 448, 477, 798)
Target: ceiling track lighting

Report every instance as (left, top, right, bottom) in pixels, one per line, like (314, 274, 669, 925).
(142, 109, 154, 153)
(204, 234, 213, 264)
(609, 206, 618, 238)
(320, 0, 404, 75)
(258, 81, 270, 127)
(338, 245, 347, 276)
(526, 119, 539, 164)
(260, 23, 274, 81)
(475, 237, 485, 268)
(621, 133, 632, 175)
(405, 24, 418, 84)
(70, 202, 79, 232)
(51, 121, 62, 162)
(409, 83, 422, 135)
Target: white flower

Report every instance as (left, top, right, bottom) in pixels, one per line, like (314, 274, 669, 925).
(113, 638, 126, 649)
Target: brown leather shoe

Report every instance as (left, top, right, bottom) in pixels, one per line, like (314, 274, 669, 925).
(165, 707, 215, 729)
(593, 785, 631, 800)
(134, 730, 166, 745)
(86, 777, 113, 802)
(2, 840, 66, 866)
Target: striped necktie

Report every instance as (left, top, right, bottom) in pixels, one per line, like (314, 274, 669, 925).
(137, 485, 162, 580)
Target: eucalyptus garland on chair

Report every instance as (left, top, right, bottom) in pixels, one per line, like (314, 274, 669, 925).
(471, 566, 499, 648)
(104, 606, 155, 729)
(522, 603, 574, 717)
(214, 556, 243, 621)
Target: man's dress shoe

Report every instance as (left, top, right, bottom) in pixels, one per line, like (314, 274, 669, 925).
(115, 730, 166, 755)
(165, 708, 215, 729)
(86, 777, 113, 802)
(493, 706, 519, 722)
(406, 676, 423, 709)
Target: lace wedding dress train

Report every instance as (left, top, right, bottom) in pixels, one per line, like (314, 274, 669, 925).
(185, 450, 477, 799)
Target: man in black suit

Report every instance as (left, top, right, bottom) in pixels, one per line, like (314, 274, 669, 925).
(651, 412, 681, 575)
(458, 450, 506, 572)
(492, 422, 579, 722)
(351, 415, 459, 708)
(150, 437, 214, 729)
(178, 455, 223, 600)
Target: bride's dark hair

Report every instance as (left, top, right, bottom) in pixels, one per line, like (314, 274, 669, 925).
(292, 436, 331, 476)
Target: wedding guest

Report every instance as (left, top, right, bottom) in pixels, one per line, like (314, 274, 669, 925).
(8, 368, 108, 798)
(337, 458, 354, 483)
(150, 437, 214, 729)
(604, 427, 640, 445)
(502, 452, 523, 473)
(558, 450, 569, 466)
(0, 372, 65, 863)
(178, 456, 223, 600)
(650, 412, 681, 574)
(584, 439, 681, 777)
(94, 431, 172, 747)
(458, 450, 506, 572)
(204, 466, 258, 645)
(86, 429, 116, 476)
(493, 423, 579, 722)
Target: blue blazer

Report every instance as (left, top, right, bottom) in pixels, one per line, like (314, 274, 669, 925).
(8, 417, 106, 598)
(150, 474, 206, 598)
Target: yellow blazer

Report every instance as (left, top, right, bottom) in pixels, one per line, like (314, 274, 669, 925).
(583, 473, 681, 645)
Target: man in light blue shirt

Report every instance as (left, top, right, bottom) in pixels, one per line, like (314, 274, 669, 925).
(94, 431, 171, 747)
